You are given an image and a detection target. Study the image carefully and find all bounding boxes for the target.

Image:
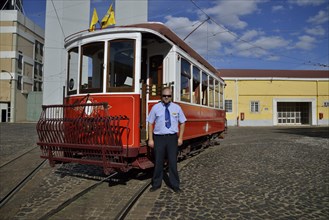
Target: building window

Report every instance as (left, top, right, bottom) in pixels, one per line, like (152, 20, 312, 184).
(34, 62, 38, 78)
(40, 43, 44, 56)
(35, 42, 39, 54)
(251, 101, 260, 112)
(39, 64, 43, 77)
(225, 100, 232, 112)
(324, 101, 329, 107)
(18, 53, 23, 70)
(17, 75, 22, 90)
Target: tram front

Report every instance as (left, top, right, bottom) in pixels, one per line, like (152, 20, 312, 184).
(37, 29, 149, 174)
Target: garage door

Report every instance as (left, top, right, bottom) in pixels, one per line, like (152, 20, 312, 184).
(277, 102, 310, 125)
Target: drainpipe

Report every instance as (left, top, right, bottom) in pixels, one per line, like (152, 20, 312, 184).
(316, 80, 318, 126)
(235, 79, 239, 126)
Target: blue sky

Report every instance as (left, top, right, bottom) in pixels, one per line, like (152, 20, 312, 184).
(23, 0, 329, 70)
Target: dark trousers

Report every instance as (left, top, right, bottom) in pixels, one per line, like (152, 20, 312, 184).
(152, 134, 179, 189)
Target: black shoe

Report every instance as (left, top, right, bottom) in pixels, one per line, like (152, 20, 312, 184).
(149, 186, 160, 192)
(173, 188, 181, 193)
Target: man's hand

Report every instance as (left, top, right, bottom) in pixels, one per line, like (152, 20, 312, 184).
(148, 139, 154, 148)
(178, 137, 183, 146)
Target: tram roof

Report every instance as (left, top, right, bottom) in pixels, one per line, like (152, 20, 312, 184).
(65, 22, 222, 80)
(123, 23, 220, 77)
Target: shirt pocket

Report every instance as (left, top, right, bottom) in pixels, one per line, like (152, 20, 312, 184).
(155, 112, 165, 124)
(171, 112, 179, 121)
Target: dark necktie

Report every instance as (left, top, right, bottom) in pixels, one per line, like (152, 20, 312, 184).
(165, 104, 171, 128)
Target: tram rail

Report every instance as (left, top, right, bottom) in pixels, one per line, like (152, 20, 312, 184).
(0, 146, 39, 168)
(0, 159, 47, 208)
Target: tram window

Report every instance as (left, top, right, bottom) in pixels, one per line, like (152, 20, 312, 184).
(67, 47, 78, 95)
(215, 80, 220, 108)
(209, 77, 214, 107)
(80, 42, 104, 93)
(192, 66, 201, 104)
(180, 58, 191, 103)
(220, 83, 224, 109)
(107, 39, 135, 92)
(202, 72, 208, 106)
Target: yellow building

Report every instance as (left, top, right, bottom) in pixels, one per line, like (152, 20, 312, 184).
(220, 69, 329, 126)
(0, 9, 44, 122)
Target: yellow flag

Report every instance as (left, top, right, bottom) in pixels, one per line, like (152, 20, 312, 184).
(89, 8, 99, 32)
(101, 4, 116, 28)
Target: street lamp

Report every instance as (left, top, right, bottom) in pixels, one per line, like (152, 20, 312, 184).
(1, 70, 16, 122)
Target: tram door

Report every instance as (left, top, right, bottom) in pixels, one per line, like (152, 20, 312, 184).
(140, 49, 148, 140)
(140, 54, 163, 141)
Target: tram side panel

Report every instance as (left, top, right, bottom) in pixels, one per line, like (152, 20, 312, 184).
(147, 102, 226, 141)
(179, 103, 226, 140)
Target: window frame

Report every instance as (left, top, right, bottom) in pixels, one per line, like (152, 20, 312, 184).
(106, 39, 136, 93)
(201, 72, 209, 106)
(192, 65, 201, 104)
(225, 100, 233, 113)
(250, 101, 260, 113)
(79, 41, 105, 94)
(67, 47, 79, 95)
(180, 57, 191, 103)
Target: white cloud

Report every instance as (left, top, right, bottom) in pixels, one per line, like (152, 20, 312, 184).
(164, 15, 232, 57)
(272, 5, 284, 12)
(288, 0, 327, 6)
(307, 10, 329, 24)
(202, 0, 263, 30)
(266, 55, 280, 61)
(221, 35, 285, 59)
(305, 26, 326, 36)
(294, 35, 316, 50)
(252, 36, 290, 50)
(240, 30, 264, 41)
(228, 35, 290, 59)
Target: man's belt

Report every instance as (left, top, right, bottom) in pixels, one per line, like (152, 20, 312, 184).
(154, 133, 177, 136)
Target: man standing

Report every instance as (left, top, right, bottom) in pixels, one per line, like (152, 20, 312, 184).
(147, 87, 186, 193)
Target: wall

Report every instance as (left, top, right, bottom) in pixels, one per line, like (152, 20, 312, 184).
(27, 91, 42, 121)
(43, 0, 90, 105)
(115, 0, 148, 26)
(224, 78, 329, 126)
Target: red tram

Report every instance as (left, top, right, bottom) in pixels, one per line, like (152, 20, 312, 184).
(36, 23, 226, 174)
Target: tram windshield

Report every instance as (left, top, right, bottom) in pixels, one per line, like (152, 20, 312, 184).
(107, 39, 135, 92)
(67, 47, 78, 95)
(67, 39, 136, 95)
(80, 42, 104, 93)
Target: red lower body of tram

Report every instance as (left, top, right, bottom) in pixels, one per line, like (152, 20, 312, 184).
(37, 94, 226, 175)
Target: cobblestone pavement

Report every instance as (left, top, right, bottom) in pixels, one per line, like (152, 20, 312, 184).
(0, 123, 38, 166)
(1, 124, 328, 219)
(130, 126, 329, 220)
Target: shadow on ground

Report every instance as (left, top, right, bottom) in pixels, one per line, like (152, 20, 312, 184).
(54, 163, 153, 186)
(275, 126, 329, 139)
